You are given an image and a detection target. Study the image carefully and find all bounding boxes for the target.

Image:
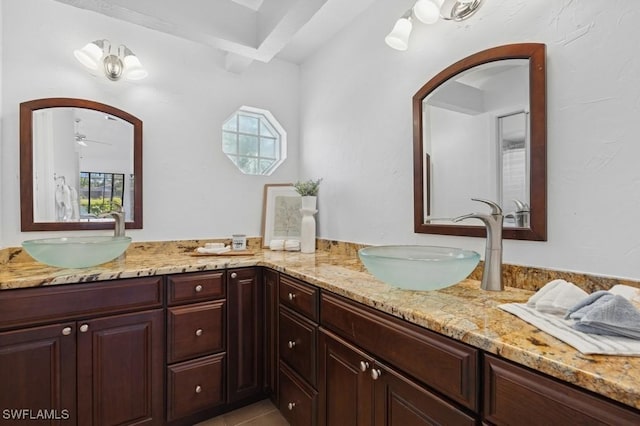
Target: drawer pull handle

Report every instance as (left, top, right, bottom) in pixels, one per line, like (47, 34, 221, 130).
(62, 327, 72, 336)
(195, 284, 203, 292)
(287, 340, 296, 349)
(195, 329, 203, 337)
(195, 385, 202, 394)
(231, 272, 238, 279)
(359, 361, 369, 372)
(288, 292, 296, 301)
(371, 368, 382, 380)
(80, 324, 89, 333)
(287, 402, 296, 411)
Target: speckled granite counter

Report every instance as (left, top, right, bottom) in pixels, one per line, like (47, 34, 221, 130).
(1, 240, 639, 410)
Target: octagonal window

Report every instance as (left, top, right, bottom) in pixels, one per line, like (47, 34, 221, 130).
(222, 106, 286, 175)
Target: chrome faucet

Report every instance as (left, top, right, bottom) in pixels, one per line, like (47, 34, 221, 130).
(453, 198, 504, 291)
(99, 207, 126, 237)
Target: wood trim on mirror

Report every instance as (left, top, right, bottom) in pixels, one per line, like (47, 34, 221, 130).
(20, 98, 143, 231)
(413, 43, 546, 241)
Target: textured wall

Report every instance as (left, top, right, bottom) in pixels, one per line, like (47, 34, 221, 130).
(299, 0, 640, 280)
(0, 0, 300, 246)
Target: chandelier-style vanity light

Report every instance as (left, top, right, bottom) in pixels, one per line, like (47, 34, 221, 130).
(74, 39, 148, 81)
(385, 0, 484, 51)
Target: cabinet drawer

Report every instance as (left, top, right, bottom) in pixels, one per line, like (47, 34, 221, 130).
(0, 277, 163, 330)
(280, 275, 318, 321)
(167, 271, 225, 305)
(279, 306, 317, 386)
(484, 354, 640, 425)
(321, 292, 478, 411)
(279, 362, 317, 426)
(168, 301, 225, 363)
(167, 353, 226, 421)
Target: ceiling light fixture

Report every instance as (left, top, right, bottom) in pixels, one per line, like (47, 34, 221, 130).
(385, 0, 484, 51)
(74, 39, 148, 81)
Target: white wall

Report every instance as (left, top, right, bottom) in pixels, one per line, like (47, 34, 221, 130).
(0, 0, 300, 245)
(299, 0, 640, 280)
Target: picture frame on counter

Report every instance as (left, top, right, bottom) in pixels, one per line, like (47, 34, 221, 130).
(261, 184, 302, 248)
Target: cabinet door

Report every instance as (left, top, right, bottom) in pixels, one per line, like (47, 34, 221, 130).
(373, 362, 476, 426)
(77, 310, 163, 426)
(264, 268, 279, 400)
(227, 268, 264, 403)
(0, 323, 76, 425)
(318, 330, 373, 426)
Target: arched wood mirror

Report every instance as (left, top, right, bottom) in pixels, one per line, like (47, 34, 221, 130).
(413, 43, 546, 240)
(20, 98, 143, 231)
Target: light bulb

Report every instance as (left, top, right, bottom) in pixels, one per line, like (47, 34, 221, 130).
(385, 17, 413, 51)
(73, 41, 104, 70)
(413, 0, 444, 24)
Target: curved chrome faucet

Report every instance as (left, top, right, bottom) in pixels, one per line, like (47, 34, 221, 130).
(99, 207, 126, 237)
(453, 198, 504, 291)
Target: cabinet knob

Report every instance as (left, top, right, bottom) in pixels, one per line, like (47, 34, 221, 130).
(61, 327, 72, 336)
(195, 328, 203, 337)
(287, 402, 296, 411)
(195, 284, 203, 292)
(287, 340, 296, 349)
(79, 324, 89, 333)
(231, 272, 238, 279)
(195, 385, 202, 394)
(371, 368, 382, 380)
(287, 292, 296, 301)
(359, 361, 369, 372)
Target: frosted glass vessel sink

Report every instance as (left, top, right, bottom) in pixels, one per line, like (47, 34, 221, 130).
(358, 245, 480, 291)
(22, 236, 131, 268)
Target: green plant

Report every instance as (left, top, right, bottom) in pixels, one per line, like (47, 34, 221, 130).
(293, 178, 322, 196)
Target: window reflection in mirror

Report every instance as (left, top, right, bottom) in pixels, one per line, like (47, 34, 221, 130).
(32, 108, 134, 222)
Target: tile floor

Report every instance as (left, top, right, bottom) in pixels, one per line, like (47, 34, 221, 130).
(195, 399, 288, 426)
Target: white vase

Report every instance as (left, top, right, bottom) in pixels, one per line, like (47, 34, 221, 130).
(300, 196, 317, 253)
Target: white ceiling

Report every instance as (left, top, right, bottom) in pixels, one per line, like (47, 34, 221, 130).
(53, 0, 377, 72)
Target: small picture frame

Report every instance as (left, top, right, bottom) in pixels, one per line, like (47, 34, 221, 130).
(261, 184, 302, 248)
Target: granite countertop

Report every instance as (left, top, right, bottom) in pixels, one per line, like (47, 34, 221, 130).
(1, 241, 638, 410)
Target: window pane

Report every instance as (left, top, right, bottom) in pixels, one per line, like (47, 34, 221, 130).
(260, 137, 276, 158)
(222, 132, 237, 154)
(259, 159, 275, 173)
(260, 120, 275, 137)
(223, 116, 237, 131)
(237, 157, 258, 174)
(239, 114, 259, 134)
(239, 135, 259, 156)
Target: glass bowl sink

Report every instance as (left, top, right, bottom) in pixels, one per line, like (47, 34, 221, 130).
(22, 236, 132, 268)
(358, 245, 480, 291)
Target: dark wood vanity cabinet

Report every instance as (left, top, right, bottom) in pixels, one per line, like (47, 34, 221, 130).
(227, 267, 264, 404)
(318, 293, 478, 426)
(166, 271, 227, 423)
(0, 277, 164, 426)
(483, 354, 640, 425)
(277, 274, 320, 425)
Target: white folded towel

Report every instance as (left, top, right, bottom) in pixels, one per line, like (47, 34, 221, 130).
(196, 246, 230, 254)
(269, 239, 300, 251)
(269, 240, 285, 251)
(284, 240, 301, 251)
(526, 279, 589, 316)
(610, 284, 640, 307)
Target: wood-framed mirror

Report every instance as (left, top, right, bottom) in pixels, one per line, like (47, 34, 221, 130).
(20, 98, 143, 231)
(413, 43, 546, 240)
